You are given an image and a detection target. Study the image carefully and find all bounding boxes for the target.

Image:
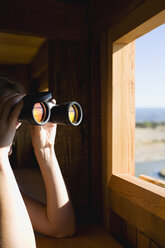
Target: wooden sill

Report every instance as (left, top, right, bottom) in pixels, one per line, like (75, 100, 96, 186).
(35, 224, 123, 248)
(139, 174, 165, 189)
(109, 174, 165, 220)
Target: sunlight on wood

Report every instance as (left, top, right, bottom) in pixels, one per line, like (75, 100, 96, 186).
(0, 32, 45, 64)
(139, 174, 165, 188)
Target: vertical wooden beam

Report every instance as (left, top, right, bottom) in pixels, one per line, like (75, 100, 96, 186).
(100, 31, 114, 229)
(100, 32, 108, 228)
(112, 41, 135, 175)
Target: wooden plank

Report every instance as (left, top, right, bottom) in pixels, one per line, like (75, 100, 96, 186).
(111, 0, 165, 42)
(38, 70, 48, 92)
(112, 41, 135, 175)
(137, 231, 150, 248)
(0, 0, 87, 41)
(109, 174, 165, 219)
(91, 0, 145, 37)
(91, 0, 165, 39)
(100, 32, 111, 229)
(109, 189, 165, 247)
(114, 10, 165, 43)
(36, 225, 123, 248)
(0, 32, 45, 64)
(30, 41, 49, 92)
(139, 175, 165, 189)
(31, 42, 48, 79)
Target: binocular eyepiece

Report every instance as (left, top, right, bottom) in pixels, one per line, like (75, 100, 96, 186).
(18, 92, 83, 126)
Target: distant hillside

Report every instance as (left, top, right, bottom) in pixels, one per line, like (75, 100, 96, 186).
(136, 108, 165, 123)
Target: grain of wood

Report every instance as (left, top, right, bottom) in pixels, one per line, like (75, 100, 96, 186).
(0, 0, 86, 40)
(109, 189, 165, 247)
(106, 2, 165, 247)
(112, 41, 135, 175)
(109, 174, 165, 218)
(115, 10, 165, 43)
(139, 175, 165, 189)
(48, 39, 91, 223)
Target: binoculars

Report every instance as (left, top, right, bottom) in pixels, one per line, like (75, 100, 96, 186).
(18, 92, 83, 126)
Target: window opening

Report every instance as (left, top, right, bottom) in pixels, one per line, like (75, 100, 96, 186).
(135, 23, 165, 180)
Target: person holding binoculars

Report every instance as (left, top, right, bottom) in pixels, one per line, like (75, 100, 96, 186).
(0, 75, 76, 248)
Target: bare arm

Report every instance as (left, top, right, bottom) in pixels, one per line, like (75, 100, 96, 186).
(0, 153, 36, 248)
(22, 147, 75, 238)
(23, 101, 76, 238)
(0, 94, 36, 248)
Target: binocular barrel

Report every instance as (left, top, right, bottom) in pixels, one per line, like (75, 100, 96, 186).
(18, 93, 83, 126)
(49, 102, 83, 126)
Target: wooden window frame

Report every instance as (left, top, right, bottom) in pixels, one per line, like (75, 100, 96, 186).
(101, 8, 165, 229)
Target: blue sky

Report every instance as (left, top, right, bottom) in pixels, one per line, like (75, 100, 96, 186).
(135, 23, 165, 108)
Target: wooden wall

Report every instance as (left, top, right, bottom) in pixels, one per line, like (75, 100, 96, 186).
(0, 0, 94, 225)
(29, 38, 93, 223)
(109, 210, 161, 248)
(90, 0, 165, 247)
(48, 39, 92, 223)
(0, 39, 93, 225)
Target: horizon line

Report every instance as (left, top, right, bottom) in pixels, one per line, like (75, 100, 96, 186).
(136, 106, 165, 109)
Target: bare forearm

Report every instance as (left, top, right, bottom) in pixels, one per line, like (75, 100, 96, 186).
(34, 147, 75, 237)
(0, 153, 36, 248)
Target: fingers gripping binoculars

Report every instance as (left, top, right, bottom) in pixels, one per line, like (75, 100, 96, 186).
(18, 92, 83, 126)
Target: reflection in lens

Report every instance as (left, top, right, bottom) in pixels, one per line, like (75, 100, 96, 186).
(33, 103, 45, 123)
(69, 105, 78, 124)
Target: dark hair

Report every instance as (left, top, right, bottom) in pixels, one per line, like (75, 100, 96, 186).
(0, 74, 25, 97)
(0, 75, 26, 155)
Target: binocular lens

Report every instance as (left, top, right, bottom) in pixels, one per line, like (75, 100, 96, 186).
(33, 102, 46, 123)
(69, 105, 78, 124)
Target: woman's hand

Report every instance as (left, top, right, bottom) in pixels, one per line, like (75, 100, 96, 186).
(0, 94, 24, 154)
(30, 99, 57, 151)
